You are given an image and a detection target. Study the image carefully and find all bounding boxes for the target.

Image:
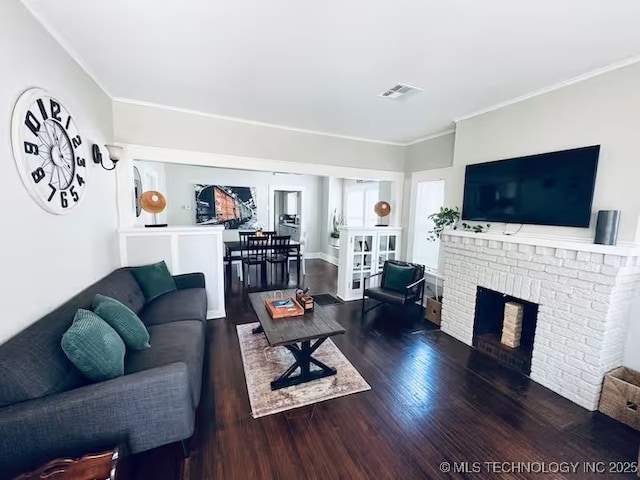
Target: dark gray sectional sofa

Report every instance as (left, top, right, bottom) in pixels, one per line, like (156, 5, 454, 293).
(0, 267, 207, 478)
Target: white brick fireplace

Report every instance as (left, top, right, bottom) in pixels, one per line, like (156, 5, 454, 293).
(440, 230, 640, 410)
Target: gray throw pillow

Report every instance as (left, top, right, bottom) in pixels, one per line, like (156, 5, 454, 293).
(130, 261, 177, 302)
(61, 309, 125, 381)
(93, 294, 150, 350)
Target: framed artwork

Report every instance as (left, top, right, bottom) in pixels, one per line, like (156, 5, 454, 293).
(195, 184, 258, 229)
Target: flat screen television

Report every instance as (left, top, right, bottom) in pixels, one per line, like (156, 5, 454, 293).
(461, 145, 600, 227)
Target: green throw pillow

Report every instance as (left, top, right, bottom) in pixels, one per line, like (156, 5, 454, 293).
(93, 294, 150, 350)
(61, 309, 125, 382)
(382, 263, 416, 293)
(130, 261, 177, 302)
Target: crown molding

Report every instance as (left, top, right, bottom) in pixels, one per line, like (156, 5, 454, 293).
(21, 1, 113, 98)
(113, 97, 408, 146)
(403, 128, 456, 146)
(453, 54, 640, 123)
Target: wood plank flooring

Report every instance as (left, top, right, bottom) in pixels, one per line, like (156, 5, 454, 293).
(131, 260, 640, 479)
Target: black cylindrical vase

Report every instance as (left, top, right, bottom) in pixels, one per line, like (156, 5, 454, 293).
(594, 210, 620, 245)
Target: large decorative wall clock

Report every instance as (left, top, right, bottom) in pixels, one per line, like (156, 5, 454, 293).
(11, 88, 88, 214)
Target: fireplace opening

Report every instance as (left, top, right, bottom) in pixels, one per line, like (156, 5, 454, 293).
(472, 286, 538, 376)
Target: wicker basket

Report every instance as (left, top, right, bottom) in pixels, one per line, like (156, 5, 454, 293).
(598, 366, 640, 430)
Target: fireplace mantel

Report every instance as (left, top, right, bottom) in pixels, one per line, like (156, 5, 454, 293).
(441, 229, 640, 257)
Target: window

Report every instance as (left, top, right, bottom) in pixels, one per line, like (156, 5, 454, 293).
(411, 180, 445, 272)
(344, 182, 379, 227)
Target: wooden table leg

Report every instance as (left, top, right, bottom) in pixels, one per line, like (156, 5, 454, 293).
(270, 338, 337, 390)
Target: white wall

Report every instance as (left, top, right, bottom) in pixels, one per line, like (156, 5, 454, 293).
(162, 163, 324, 253)
(453, 62, 640, 243)
(320, 177, 344, 263)
(113, 101, 405, 172)
(0, 0, 116, 342)
(405, 132, 455, 174)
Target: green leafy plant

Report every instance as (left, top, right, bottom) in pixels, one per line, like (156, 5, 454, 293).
(461, 222, 490, 234)
(330, 209, 344, 239)
(427, 207, 460, 241)
(427, 206, 489, 241)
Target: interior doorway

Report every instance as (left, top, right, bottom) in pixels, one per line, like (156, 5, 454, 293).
(271, 188, 302, 241)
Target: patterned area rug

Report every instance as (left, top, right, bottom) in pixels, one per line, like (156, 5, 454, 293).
(237, 322, 371, 418)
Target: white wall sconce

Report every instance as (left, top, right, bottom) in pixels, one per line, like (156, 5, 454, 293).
(92, 144, 122, 171)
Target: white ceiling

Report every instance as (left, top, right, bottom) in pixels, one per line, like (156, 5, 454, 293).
(22, 0, 640, 144)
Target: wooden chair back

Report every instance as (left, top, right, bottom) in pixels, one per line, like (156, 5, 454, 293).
(268, 235, 291, 262)
(244, 235, 269, 263)
(239, 231, 254, 244)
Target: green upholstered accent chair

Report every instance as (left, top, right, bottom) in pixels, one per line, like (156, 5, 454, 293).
(361, 260, 426, 318)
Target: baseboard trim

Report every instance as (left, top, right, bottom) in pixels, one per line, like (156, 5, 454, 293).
(316, 252, 339, 266)
(207, 308, 226, 319)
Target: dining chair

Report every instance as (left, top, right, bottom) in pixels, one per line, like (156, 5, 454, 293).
(267, 235, 291, 285)
(242, 235, 269, 289)
(288, 230, 307, 277)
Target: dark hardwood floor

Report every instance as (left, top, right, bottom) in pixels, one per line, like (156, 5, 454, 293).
(131, 259, 640, 479)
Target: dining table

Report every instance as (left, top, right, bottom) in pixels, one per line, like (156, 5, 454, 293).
(223, 239, 302, 293)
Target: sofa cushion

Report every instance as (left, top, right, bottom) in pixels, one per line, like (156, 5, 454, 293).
(0, 268, 145, 408)
(124, 320, 205, 407)
(93, 294, 150, 350)
(61, 309, 126, 381)
(131, 261, 177, 302)
(140, 288, 207, 327)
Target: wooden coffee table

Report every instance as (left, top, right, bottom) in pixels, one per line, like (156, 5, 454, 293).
(248, 290, 346, 390)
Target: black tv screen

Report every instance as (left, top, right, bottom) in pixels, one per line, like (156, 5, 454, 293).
(461, 145, 600, 227)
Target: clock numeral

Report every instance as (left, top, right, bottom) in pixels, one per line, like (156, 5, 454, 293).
(47, 183, 56, 202)
(71, 135, 82, 148)
(25, 111, 41, 137)
(24, 141, 39, 155)
(65, 116, 72, 130)
(60, 191, 68, 208)
(31, 167, 45, 183)
(50, 100, 62, 122)
(76, 174, 85, 187)
(77, 157, 86, 167)
(36, 99, 48, 121)
(70, 186, 79, 202)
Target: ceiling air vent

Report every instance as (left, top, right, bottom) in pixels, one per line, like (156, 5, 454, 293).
(378, 83, 423, 100)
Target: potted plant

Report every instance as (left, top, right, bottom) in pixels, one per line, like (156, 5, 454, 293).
(427, 206, 489, 241)
(330, 209, 343, 247)
(427, 206, 461, 241)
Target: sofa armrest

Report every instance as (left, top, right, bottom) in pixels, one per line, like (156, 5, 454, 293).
(173, 272, 205, 290)
(0, 362, 194, 478)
